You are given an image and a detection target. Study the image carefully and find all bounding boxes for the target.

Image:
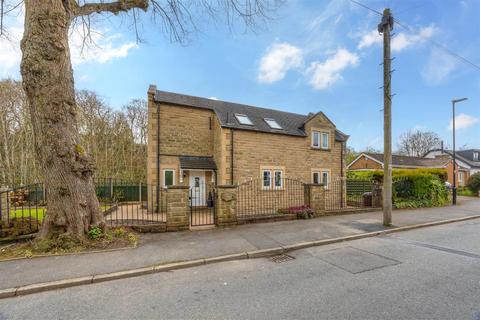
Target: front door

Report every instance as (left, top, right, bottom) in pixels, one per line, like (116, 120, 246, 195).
(189, 171, 206, 206)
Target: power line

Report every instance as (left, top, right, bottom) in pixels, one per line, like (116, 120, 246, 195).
(394, 18, 480, 72)
(349, 0, 480, 72)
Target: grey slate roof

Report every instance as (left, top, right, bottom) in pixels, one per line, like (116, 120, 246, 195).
(426, 149, 480, 168)
(179, 156, 217, 170)
(153, 89, 348, 142)
(365, 153, 450, 168)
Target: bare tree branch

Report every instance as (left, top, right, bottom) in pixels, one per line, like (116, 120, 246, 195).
(75, 0, 148, 17)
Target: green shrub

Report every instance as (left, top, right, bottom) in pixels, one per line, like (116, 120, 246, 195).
(467, 173, 480, 194)
(348, 168, 448, 183)
(87, 226, 103, 240)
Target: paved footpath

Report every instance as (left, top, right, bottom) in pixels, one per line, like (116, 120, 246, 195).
(0, 197, 478, 290)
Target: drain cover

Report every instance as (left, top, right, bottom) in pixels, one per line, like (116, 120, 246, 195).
(270, 254, 295, 263)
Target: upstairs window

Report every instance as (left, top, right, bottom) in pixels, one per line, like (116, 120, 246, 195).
(312, 131, 329, 149)
(312, 131, 320, 148)
(321, 133, 329, 149)
(235, 114, 253, 125)
(264, 118, 282, 129)
(474, 152, 479, 161)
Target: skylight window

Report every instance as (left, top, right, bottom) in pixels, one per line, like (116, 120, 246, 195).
(264, 118, 282, 129)
(235, 114, 253, 125)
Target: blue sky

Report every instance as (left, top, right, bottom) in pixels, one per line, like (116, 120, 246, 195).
(1, 0, 479, 151)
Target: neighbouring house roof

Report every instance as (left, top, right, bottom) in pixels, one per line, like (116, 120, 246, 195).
(349, 152, 452, 169)
(152, 89, 349, 142)
(425, 149, 480, 168)
(179, 156, 217, 170)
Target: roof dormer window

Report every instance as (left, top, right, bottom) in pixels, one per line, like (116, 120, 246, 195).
(235, 113, 253, 125)
(264, 118, 282, 129)
(474, 152, 479, 161)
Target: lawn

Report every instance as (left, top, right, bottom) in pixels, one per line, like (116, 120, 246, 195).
(9, 205, 112, 223)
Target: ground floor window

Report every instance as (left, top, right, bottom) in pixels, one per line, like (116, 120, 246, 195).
(262, 167, 284, 189)
(163, 169, 175, 187)
(263, 170, 271, 189)
(312, 169, 330, 187)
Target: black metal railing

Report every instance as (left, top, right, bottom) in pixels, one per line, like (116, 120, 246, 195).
(236, 177, 309, 219)
(0, 179, 167, 238)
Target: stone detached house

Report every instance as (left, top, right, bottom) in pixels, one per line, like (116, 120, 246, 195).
(146, 85, 349, 203)
(347, 152, 470, 187)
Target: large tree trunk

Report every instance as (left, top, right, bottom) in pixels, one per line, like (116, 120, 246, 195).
(20, 0, 104, 241)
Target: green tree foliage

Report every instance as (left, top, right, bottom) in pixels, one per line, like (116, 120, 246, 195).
(467, 173, 480, 194)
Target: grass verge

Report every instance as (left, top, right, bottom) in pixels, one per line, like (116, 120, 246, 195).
(0, 227, 138, 261)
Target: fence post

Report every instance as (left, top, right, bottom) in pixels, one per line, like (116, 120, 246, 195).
(372, 183, 383, 208)
(166, 186, 189, 231)
(139, 182, 142, 202)
(0, 187, 10, 225)
(216, 185, 238, 226)
(308, 184, 326, 216)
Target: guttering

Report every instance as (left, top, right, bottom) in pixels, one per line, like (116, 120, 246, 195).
(230, 129, 234, 184)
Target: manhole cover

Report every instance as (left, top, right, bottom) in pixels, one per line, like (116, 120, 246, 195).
(270, 254, 295, 263)
(314, 247, 400, 274)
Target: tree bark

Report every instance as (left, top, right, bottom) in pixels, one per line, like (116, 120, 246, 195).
(20, 0, 104, 241)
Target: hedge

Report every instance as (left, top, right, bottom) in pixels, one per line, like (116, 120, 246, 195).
(347, 169, 449, 208)
(348, 168, 448, 183)
(467, 173, 480, 194)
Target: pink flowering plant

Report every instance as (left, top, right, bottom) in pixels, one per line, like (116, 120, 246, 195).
(278, 205, 315, 219)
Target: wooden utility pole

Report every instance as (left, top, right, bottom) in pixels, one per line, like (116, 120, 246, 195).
(378, 8, 393, 226)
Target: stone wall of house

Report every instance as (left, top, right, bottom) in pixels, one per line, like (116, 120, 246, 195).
(231, 113, 345, 185)
(147, 88, 218, 204)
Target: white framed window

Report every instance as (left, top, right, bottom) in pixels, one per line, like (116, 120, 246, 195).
(458, 172, 465, 185)
(264, 118, 282, 129)
(312, 131, 329, 149)
(312, 170, 330, 187)
(274, 170, 283, 189)
(312, 131, 320, 148)
(312, 171, 320, 184)
(163, 169, 175, 187)
(235, 113, 253, 125)
(321, 132, 329, 149)
(322, 171, 330, 187)
(262, 170, 271, 189)
(474, 152, 479, 161)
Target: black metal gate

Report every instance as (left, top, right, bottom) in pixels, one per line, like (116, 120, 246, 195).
(189, 182, 215, 226)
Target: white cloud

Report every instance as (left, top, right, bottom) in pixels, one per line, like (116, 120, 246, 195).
(392, 25, 436, 52)
(69, 29, 137, 66)
(357, 30, 381, 50)
(0, 9, 136, 76)
(208, 97, 219, 100)
(448, 113, 479, 131)
(257, 42, 303, 84)
(306, 49, 359, 90)
(421, 49, 458, 85)
(357, 25, 436, 52)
